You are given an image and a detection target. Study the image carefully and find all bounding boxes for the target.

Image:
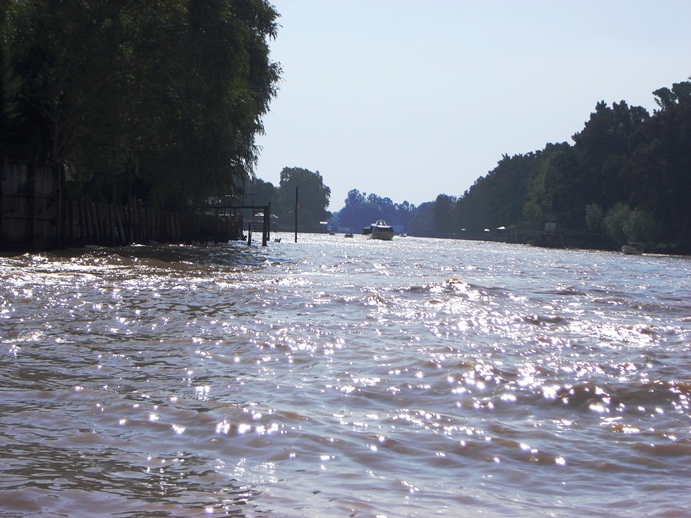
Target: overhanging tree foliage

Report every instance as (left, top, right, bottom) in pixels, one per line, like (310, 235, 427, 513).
(1, 0, 281, 208)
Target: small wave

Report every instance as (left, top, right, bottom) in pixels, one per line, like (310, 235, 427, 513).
(541, 285, 585, 296)
(536, 379, 691, 415)
(441, 275, 470, 291)
(523, 314, 569, 326)
(397, 278, 472, 297)
(631, 440, 691, 457)
(551, 382, 612, 408)
(363, 293, 387, 305)
(45, 244, 272, 272)
(402, 285, 434, 293)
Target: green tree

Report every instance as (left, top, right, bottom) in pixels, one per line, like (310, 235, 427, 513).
(653, 81, 691, 111)
(334, 189, 366, 231)
(393, 200, 416, 230)
(133, 0, 281, 207)
(406, 201, 435, 237)
(3, 0, 281, 208)
(604, 203, 631, 244)
(433, 194, 456, 237)
(585, 204, 604, 233)
(455, 150, 544, 236)
(522, 171, 546, 230)
(626, 79, 691, 246)
(540, 144, 588, 229)
(277, 167, 331, 232)
(626, 209, 655, 244)
(572, 100, 649, 211)
(0, 0, 11, 146)
(367, 193, 396, 224)
(250, 178, 279, 209)
(521, 143, 571, 230)
(4, 0, 126, 165)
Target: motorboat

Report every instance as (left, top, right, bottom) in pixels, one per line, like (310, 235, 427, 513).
(369, 220, 394, 241)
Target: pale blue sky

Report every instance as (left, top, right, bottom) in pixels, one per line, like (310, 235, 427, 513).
(254, 0, 691, 210)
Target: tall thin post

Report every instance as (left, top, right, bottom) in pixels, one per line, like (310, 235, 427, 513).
(267, 202, 271, 242)
(294, 186, 298, 243)
(262, 205, 268, 246)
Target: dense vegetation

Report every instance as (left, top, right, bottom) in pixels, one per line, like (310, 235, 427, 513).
(0, 0, 280, 209)
(439, 79, 691, 251)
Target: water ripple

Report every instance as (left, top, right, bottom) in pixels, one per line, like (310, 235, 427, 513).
(1, 237, 690, 516)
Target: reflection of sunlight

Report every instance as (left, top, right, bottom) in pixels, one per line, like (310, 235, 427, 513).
(255, 423, 280, 435)
(216, 420, 231, 434)
(589, 403, 609, 413)
(543, 385, 560, 399)
(401, 479, 420, 493)
(195, 385, 211, 400)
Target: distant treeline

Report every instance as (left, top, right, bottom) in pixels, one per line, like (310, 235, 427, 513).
(0, 1, 280, 210)
(332, 190, 416, 233)
(328, 78, 691, 250)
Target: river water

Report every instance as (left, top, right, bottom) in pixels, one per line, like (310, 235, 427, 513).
(1, 234, 690, 517)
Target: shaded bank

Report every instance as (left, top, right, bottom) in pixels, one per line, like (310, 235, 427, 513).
(0, 159, 276, 251)
(466, 227, 689, 255)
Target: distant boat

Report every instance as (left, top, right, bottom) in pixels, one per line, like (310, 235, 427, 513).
(344, 232, 354, 238)
(369, 220, 394, 241)
(622, 243, 643, 255)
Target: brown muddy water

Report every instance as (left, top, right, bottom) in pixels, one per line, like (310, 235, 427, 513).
(1, 234, 690, 517)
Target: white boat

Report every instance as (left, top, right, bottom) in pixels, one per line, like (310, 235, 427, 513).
(622, 243, 643, 255)
(369, 220, 394, 241)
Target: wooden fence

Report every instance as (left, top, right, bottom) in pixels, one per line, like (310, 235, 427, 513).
(0, 159, 251, 251)
(61, 200, 243, 247)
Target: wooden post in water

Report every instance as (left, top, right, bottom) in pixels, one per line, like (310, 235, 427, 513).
(262, 206, 268, 246)
(294, 186, 298, 243)
(267, 202, 271, 242)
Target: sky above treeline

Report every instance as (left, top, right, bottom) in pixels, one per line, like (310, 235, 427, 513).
(254, 0, 691, 211)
